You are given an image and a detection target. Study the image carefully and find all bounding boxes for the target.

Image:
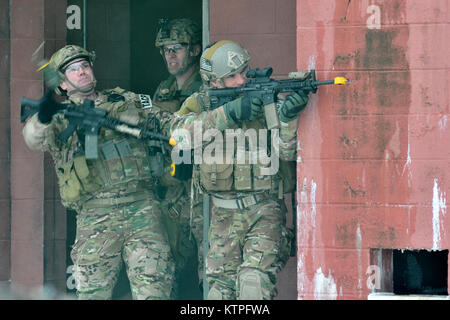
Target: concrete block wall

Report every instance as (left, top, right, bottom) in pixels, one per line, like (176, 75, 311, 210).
(210, 0, 298, 300)
(296, 0, 449, 299)
(210, 0, 298, 78)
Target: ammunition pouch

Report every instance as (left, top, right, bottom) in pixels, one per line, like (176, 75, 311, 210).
(199, 150, 275, 192)
(57, 155, 103, 207)
(199, 163, 233, 191)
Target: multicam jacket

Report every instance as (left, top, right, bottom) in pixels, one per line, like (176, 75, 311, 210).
(22, 87, 232, 210)
(177, 88, 299, 197)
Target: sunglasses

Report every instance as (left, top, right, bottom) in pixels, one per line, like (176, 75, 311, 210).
(161, 43, 187, 55)
(64, 60, 91, 75)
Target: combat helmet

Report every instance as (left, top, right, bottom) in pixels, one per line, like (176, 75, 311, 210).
(199, 40, 250, 84)
(43, 45, 96, 95)
(155, 18, 201, 48)
(48, 45, 96, 72)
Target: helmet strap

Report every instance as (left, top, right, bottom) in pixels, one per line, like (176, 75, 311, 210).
(64, 75, 97, 97)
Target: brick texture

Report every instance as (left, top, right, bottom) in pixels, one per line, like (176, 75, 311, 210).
(296, 0, 450, 299)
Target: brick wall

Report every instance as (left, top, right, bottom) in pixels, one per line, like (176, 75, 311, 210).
(8, 0, 67, 293)
(296, 0, 449, 299)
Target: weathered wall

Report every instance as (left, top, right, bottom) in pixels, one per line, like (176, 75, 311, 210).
(296, 0, 449, 299)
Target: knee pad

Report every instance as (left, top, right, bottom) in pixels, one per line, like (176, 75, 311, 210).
(207, 285, 223, 300)
(238, 269, 270, 300)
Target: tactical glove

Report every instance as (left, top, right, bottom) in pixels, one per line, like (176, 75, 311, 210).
(222, 96, 264, 125)
(279, 91, 309, 123)
(37, 90, 60, 124)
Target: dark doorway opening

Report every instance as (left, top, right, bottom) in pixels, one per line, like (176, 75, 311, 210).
(393, 249, 448, 295)
(130, 0, 203, 96)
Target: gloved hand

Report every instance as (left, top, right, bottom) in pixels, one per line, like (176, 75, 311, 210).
(222, 96, 264, 125)
(37, 90, 59, 124)
(279, 91, 309, 123)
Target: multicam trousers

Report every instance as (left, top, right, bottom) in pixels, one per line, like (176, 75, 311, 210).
(206, 196, 292, 300)
(159, 184, 204, 299)
(70, 194, 175, 300)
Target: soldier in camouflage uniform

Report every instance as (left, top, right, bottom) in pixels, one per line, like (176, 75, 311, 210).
(21, 45, 262, 300)
(177, 40, 309, 299)
(153, 18, 204, 298)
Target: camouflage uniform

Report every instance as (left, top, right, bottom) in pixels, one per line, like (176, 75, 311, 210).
(153, 18, 204, 297)
(22, 43, 262, 300)
(178, 89, 298, 300)
(153, 72, 205, 294)
(23, 87, 177, 299)
(175, 40, 305, 300)
(22, 84, 237, 300)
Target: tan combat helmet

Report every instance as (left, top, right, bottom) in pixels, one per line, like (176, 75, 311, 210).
(44, 45, 96, 95)
(155, 18, 202, 49)
(199, 40, 251, 85)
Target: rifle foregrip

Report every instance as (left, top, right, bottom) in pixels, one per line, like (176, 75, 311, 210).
(264, 102, 280, 130)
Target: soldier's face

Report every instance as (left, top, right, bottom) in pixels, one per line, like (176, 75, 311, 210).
(163, 43, 198, 76)
(60, 58, 95, 93)
(213, 67, 248, 88)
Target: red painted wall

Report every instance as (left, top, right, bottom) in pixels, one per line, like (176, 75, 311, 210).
(296, 0, 449, 299)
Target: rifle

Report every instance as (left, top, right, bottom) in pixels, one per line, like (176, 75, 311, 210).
(20, 96, 176, 159)
(208, 67, 350, 129)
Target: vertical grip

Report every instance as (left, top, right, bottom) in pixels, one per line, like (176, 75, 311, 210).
(264, 102, 280, 130)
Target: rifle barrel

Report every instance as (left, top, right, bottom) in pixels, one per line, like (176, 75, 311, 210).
(314, 80, 335, 86)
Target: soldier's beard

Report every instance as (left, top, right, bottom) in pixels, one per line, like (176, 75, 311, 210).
(167, 53, 195, 77)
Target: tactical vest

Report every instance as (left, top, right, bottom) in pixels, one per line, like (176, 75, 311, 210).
(187, 90, 291, 195)
(153, 71, 202, 189)
(153, 72, 202, 113)
(54, 88, 155, 209)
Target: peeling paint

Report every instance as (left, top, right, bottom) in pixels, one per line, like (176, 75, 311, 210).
(356, 222, 362, 295)
(297, 178, 319, 299)
(308, 55, 316, 71)
(402, 143, 411, 175)
(297, 252, 306, 300)
(438, 115, 447, 131)
(432, 179, 447, 249)
(313, 268, 337, 300)
(297, 140, 302, 163)
(311, 180, 317, 228)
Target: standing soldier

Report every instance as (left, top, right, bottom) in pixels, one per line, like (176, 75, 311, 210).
(177, 40, 309, 299)
(22, 45, 175, 300)
(153, 18, 204, 298)
(21, 44, 259, 299)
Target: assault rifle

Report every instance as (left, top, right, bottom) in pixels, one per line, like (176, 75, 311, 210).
(20, 95, 176, 159)
(208, 67, 349, 129)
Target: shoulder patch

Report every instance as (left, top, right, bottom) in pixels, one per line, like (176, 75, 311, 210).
(138, 94, 152, 109)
